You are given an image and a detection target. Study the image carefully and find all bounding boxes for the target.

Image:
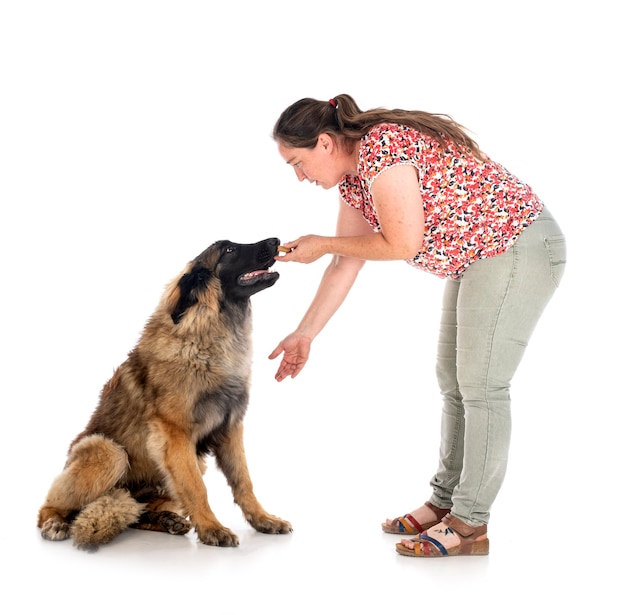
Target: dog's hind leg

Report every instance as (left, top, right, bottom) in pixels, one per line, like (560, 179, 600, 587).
(213, 421, 292, 535)
(38, 434, 129, 541)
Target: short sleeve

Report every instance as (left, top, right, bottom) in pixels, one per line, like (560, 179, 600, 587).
(359, 124, 420, 188)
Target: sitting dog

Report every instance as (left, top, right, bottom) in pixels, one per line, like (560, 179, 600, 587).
(38, 238, 292, 549)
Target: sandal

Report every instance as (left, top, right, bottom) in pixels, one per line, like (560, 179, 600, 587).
(381, 501, 451, 535)
(395, 513, 489, 557)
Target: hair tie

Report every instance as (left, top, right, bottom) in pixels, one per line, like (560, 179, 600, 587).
(329, 98, 337, 108)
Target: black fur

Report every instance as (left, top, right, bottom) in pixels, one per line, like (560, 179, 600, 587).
(172, 266, 214, 324)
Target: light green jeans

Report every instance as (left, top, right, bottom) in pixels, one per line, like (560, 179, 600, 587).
(429, 208, 566, 526)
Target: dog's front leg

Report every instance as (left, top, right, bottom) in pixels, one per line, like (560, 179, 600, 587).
(147, 418, 239, 546)
(214, 421, 292, 535)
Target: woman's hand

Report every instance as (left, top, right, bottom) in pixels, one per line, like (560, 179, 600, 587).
(269, 201, 370, 383)
(276, 235, 328, 264)
(268, 333, 312, 381)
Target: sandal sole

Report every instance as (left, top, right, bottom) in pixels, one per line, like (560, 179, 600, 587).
(396, 537, 490, 557)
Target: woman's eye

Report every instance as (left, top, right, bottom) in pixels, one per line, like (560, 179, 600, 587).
(294, 162, 302, 168)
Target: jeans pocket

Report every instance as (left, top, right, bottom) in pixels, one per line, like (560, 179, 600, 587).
(544, 235, 567, 287)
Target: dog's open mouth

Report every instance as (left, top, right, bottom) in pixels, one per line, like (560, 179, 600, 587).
(238, 268, 278, 286)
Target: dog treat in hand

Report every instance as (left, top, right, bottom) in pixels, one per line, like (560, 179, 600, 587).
(277, 246, 291, 253)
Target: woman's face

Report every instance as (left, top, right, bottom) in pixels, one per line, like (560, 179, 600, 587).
(277, 134, 354, 190)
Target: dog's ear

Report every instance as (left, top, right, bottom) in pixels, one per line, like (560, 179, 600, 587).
(171, 267, 214, 324)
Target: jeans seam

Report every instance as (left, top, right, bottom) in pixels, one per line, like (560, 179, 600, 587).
(544, 236, 566, 287)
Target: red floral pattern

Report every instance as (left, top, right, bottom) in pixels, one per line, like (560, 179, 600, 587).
(339, 123, 544, 279)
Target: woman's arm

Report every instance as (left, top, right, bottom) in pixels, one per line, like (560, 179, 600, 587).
(268, 203, 371, 381)
(279, 165, 425, 263)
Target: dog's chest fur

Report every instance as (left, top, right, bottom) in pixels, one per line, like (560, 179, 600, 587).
(153, 299, 253, 440)
(81, 299, 255, 452)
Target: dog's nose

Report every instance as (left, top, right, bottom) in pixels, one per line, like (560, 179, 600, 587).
(257, 238, 280, 262)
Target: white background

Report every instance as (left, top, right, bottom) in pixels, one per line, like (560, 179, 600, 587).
(1, 1, 623, 613)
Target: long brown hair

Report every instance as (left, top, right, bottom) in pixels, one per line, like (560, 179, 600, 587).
(273, 93, 483, 159)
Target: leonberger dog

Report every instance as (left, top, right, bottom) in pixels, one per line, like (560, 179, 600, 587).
(37, 237, 292, 549)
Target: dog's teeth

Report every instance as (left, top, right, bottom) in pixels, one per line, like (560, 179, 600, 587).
(242, 270, 269, 280)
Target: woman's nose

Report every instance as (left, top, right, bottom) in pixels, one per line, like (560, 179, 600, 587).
(295, 167, 306, 182)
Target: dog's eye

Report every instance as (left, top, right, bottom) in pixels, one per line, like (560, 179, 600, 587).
(225, 246, 236, 254)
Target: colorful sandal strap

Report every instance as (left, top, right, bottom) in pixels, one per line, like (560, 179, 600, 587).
(417, 534, 448, 556)
(401, 514, 424, 534)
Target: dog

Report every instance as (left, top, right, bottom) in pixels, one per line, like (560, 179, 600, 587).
(37, 237, 292, 549)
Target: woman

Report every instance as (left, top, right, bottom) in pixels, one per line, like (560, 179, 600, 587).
(269, 94, 566, 557)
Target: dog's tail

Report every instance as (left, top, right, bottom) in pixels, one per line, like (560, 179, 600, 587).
(72, 488, 144, 550)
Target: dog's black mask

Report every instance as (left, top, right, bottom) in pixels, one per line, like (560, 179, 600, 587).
(172, 238, 280, 323)
(213, 238, 281, 301)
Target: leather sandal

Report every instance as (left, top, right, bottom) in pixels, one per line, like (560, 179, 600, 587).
(381, 502, 451, 535)
(395, 513, 489, 557)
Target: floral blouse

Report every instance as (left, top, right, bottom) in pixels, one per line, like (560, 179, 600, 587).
(338, 123, 544, 279)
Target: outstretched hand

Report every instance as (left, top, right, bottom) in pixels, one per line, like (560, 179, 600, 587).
(268, 333, 312, 382)
(275, 235, 327, 264)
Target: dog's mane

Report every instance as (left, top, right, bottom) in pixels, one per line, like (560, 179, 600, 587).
(161, 262, 223, 325)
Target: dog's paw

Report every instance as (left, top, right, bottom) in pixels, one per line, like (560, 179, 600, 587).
(158, 512, 191, 535)
(132, 510, 191, 535)
(247, 514, 293, 535)
(196, 525, 240, 547)
(40, 519, 72, 541)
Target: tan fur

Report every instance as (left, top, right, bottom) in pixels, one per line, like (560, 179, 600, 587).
(72, 489, 144, 548)
(38, 239, 291, 549)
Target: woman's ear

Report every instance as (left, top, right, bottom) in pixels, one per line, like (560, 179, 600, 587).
(317, 133, 334, 152)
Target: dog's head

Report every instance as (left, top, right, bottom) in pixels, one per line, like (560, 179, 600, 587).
(170, 238, 281, 324)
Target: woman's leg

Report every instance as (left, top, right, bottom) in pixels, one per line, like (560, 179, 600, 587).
(384, 278, 462, 532)
(428, 277, 465, 510)
(401, 210, 566, 553)
(448, 210, 566, 526)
